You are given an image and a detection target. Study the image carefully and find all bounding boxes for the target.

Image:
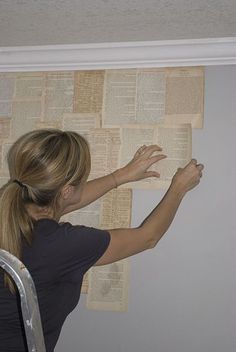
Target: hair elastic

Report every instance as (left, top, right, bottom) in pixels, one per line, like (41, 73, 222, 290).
(13, 179, 25, 188)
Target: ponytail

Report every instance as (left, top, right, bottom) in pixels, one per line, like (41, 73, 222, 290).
(0, 181, 33, 292)
(0, 128, 91, 292)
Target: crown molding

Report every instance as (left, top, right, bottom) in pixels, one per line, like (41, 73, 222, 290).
(0, 37, 236, 72)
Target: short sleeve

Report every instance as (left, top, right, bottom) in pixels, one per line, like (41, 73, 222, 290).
(52, 223, 110, 277)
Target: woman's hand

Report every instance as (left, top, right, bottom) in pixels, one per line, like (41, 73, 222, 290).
(113, 145, 167, 186)
(170, 159, 204, 196)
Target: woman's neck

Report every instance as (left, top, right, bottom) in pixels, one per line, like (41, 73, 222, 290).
(26, 204, 56, 221)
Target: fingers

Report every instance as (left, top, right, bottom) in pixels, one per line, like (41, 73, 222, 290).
(146, 154, 167, 168)
(134, 145, 147, 158)
(134, 144, 162, 159)
(144, 170, 160, 179)
(186, 159, 204, 180)
(187, 159, 204, 171)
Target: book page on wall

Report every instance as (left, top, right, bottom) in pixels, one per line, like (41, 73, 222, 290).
(86, 189, 132, 311)
(44, 72, 74, 122)
(102, 67, 204, 128)
(62, 112, 101, 139)
(102, 69, 166, 126)
(120, 124, 192, 189)
(87, 128, 121, 180)
(74, 71, 105, 113)
(164, 67, 204, 128)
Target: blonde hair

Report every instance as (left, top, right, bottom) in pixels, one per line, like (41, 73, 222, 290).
(0, 129, 91, 291)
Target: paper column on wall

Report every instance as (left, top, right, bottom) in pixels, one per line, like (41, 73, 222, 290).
(87, 188, 132, 311)
(74, 71, 105, 113)
(10, 73, 44, 139)
(0, 118, 11, 140)
(136, 69, 165, 123)
(164, 67, 204, 128)
(102, 69, 166, 126)
(61, 199, 101, 228)
(44, 72, 74, 122)
(0, 73, 15, 117)
(0, 142, 12, 177)
(99, 188, 132, 229)
(87, 260, 130, 311)
(120, 125, 156, 189)
(153, 124, 192, 183)
(87, 128, 121, 180)
(62, 112, 101, 139)
(120, 124, 192, 189)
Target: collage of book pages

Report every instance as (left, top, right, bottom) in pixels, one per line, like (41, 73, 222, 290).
(0, 67, 204, 311)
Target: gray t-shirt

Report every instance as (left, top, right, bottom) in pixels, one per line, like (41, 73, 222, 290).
(0, 218, 110, 351)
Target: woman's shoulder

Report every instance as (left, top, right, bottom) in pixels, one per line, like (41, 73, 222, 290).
(33, 217, 110, 245)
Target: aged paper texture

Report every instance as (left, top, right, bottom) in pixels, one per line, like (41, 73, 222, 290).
(87, 260, 130, 311)
(87, 189, 131, 311)
(164, 67, 204, 128)
(0, 118, 11, 140)
(14, 73, 43, 98)
(44, 72, 74, 121)
(62, 112, 100, 139)
(120, 124, 192, 189)
(88, 128, 121, 180)
(74, 71, 105, 113)
(102, 69, 165, 126)
(0, 74, 15, 118)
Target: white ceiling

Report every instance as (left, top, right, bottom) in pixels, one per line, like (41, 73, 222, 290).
(0, 0, 236, 47)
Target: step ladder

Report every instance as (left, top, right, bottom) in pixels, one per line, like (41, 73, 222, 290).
(0, 249, 46, 352)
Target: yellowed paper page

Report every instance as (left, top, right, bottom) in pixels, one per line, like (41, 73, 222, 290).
(11, 100, 41, 139)
(165, 67, 204, 128)
(44, 72, 74, 121)
(87, 189, 131, 311)
(99, 188, 132, 229)
(81, 272, 89, 294)
(136, 69, 165, 123)
(153, 124, 192, 184)
(0, 142, 12, 176)
(0, 74, 15, 117)
(88, 128, 121, 180)
(120, 124, 192, 189)
(103, 69, 166, 126)
(14, 73, 44, 98)
(120, 125, 156, 189)
(0, 118, 11, 140)
(61, 199, 101, 228)
(74, 71, 105, 113)
(102, 69, 137, 126)
(87, 260, 130, 311)
(62, 113, 100, 139)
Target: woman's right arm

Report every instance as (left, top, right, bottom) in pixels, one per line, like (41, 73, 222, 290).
(95, 159, 204, 266)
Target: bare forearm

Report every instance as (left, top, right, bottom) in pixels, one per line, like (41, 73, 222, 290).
(95, 184, 187, 266)
(79, 174, 116, 208)
(72, 168, 128, 209)
(95, 160, 203, 266)
(140, 184, 186, 248)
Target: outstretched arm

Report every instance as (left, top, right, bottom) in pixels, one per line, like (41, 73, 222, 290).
(95, 159, 204, 266)
(62, 145, 166, 214)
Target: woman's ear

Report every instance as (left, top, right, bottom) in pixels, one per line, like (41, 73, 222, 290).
(60, 184, 74, 200)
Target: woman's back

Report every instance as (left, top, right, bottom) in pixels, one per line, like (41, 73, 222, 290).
(0, 218, 110, 352)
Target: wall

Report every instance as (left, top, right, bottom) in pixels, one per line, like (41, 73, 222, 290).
(55, 65, 236, 352)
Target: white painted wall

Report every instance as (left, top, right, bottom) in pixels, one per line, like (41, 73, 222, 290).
(56, 65, 236, 352)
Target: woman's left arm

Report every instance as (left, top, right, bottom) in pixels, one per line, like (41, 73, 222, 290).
(62, 145, 166, 215)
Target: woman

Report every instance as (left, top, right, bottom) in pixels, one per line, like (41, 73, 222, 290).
(0, 129, 203, 351)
